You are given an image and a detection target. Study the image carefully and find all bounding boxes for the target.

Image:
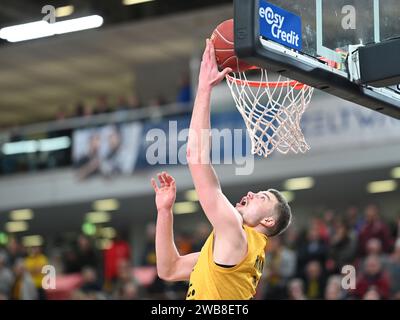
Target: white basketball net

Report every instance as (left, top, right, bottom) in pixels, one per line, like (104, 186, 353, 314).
(226, 69, 314, 158)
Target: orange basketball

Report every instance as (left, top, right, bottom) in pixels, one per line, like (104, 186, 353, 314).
(210, 19, 253, 72)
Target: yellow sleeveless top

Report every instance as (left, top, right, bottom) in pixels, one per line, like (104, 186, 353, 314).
(186, 225, 268, 300)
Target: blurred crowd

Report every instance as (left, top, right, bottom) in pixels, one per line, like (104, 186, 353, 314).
(0, 203, 399, 300)
(58, 73, 192, 121)
(261, 204, 400, 300)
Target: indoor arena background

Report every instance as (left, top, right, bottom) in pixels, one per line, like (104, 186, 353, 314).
(0, 0, 399, 301)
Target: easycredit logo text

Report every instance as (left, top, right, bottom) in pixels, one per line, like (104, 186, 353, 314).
(259, 1, 302, 50)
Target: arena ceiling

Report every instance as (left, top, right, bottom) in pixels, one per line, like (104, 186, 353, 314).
(0, 0, 232, 29)
(0, 1, 232, 127)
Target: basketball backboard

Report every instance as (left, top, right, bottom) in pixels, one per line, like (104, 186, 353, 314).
(233, 0, 400, 119)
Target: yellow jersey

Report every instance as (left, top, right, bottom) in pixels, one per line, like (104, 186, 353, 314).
(186, 225, 268, 300)
(24, 254, 49, 288)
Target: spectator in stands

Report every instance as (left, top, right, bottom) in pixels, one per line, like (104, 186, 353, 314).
(74, 102, 93, 118)
(10, 259, 37, 300)
(116, 96, 129, 112)
(146, 276, 168, 300)
(140, 223, 156, 266)
(363, 287, 381, 300)
(176, 73, 192, 106)
(6, 237, 25, 267)
(120, 282, 139, 300)
(327, 220, 357, 274)
(75, 235, 100, 273)
(324, 275, 345, 300)
(113, 259, 142, 299)
(63, 246, 81, 274)
(302, 260, 327, 300)
(84, 104, 93, 118)
(296, 226, 328, 276)
(104, 232, 131, 285)
(128, 94, 143, 110)
(192, 223, 211, 252)
(79, 267, 102, 294)
(308, 217, 329, 242)
(150, 95, 167, 108)
(141, 223, 168, 299)
(0, 252, 13, 299)
(114, 97, 130, 121)
(263, 237, 296, 299)
(361, 238, 389, 270)
(56, 106, 67, 121)
(287, 278, 307, 300)
(175, 232, 193, 256)
(93, 95, 112, 114)
(320, 210, 336, 241)
(74, 102, 85, 117)
(345, 205, 364, 235)
(387, 239, 400, 299)
(390, 215, 400, 240)
(354, 254, 390, 299)
(358, 204, 393, 256)
(283, 226, 299, 251)
(48, 248, 64, 275)
(24, 246, 49, 300)
(365, 238, 383, 256)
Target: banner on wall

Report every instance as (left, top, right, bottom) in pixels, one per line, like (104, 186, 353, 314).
(72, 123, 142, 179)
(302, 97, 400, 151)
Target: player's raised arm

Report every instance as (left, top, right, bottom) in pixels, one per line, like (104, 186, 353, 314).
(186, 40, 241, 233)
(151, 172, 199, 281)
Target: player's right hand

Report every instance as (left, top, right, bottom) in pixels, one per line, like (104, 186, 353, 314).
(198, 39, 232, 90)
(151, 171, 176, 211)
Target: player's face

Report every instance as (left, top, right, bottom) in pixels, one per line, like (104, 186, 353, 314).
(235, 190, 277, 227)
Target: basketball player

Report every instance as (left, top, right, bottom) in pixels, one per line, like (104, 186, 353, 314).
(151, 39, 292, 300)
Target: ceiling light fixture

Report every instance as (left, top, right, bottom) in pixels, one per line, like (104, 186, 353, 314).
(2, 136, 70, 155)
(22, 235, 44, 247)
(93, 199, 119, 212)
(283, 177, 315, 191)
(5, 221, 28, 233)
(173, 202, 198, 215)
(10, 209, 34, 221)
(123, 0, 155, 6)
(56, 5, 74, 18)
(86, 211, 111, 224)
(279, 191, 295, 203)
(0, 15, 103, 43)
(367, 180, 397, 193)
(100, 227, 117, 239)
(391, 167, 400, 179)
(184, 190, 199, 202)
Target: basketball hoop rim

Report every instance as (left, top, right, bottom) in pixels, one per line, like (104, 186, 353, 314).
(225, 72, 307, 90)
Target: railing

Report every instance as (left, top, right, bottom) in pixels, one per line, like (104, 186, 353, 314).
(0, 102, 192, 139)
(0, 102, 193, 176)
